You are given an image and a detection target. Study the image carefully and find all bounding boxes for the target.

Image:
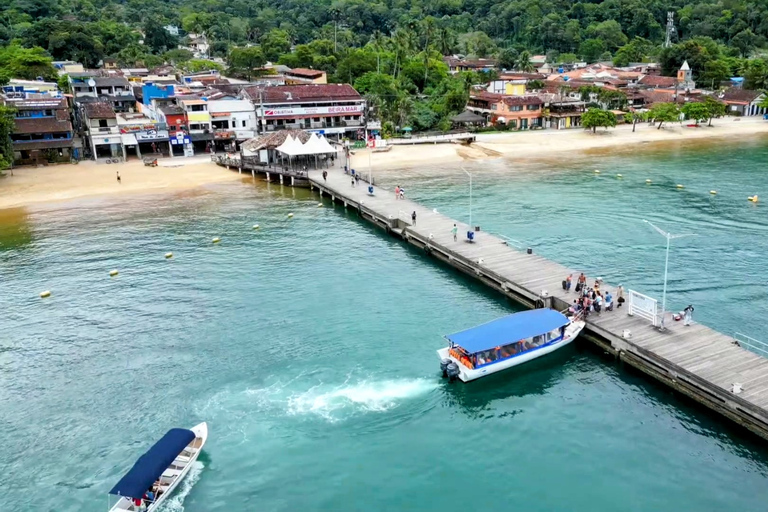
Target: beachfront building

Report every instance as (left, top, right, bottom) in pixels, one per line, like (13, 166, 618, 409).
(158, 105, 191, 156)
(68, 71, 100, 99)
(116, 112, 170, 160)
(83, 102, 122, 160)
(546, 98, 587, 129)
(180, 98, 213, 152)
(720, 88, 767, 116)
(467, 91, 544, 129)
(242, 84, 366, 139)
(93, 77, 136, 113)
(6, 97, 75, 165)
(208, 99, 257, 151)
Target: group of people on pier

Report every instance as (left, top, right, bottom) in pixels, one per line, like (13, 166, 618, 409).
(564, 273, 624, 319)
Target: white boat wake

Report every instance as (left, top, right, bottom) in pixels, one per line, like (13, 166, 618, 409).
(286, 378, 437, 421)
(156, 460, 204, 512)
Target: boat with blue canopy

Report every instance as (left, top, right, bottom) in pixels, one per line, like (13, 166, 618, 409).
(108, 422, 207, 511)
(437, 309, 584, 382)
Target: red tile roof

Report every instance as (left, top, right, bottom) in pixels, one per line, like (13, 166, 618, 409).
(246, 84, 362, 103)
(721, 87, 763, 104)
(14, 117, 73, 134)
(286, 68, 325, 79)
(639, 75, 678, 88)
(503, 95, 544, 106)
(84, 102, 116, 119)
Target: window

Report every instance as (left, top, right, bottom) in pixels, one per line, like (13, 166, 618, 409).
(510, 105, 522, 111)
(491, 104, 497, 111)
(99, 119, 108, 128)
(527, 104, 540, 111)
(312, 117, 321, 122)
(242, 120, 247, 127)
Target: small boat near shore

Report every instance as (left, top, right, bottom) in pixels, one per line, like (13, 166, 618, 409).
(437, 309, 584, 382)
(108, 422, 208, 511)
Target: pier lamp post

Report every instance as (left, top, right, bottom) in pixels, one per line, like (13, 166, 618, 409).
(463, 168, 472, 229)
(643, 220, 696, 330)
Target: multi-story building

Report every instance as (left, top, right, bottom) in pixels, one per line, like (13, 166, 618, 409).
(467, 91, 545, 130)
(180, 98, 213, 152)
(283, 69, 328, 85)
(83, 101, 121, 160)
(242, 84, 366, 139)
(93, 77, 136, 113)
(116, 112, 170, 160)
(5, 97, 75, 165)
(159, 105, 192, 156)
(208, 99, 257, 150)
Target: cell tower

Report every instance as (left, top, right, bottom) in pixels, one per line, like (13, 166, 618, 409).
(664, 12, 676, 48)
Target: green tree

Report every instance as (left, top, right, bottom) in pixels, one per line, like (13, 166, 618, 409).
(587, 20, 627, 50)
(582, 108, 617, 133)
(0, 44, 57, 81)
(579, 39, 606, 63)
(497, 48, 518, 70)
(559, 53, 578, 64)
(649, 102, 681, 130)
(228, 46, 265, 80)
(0, 105, 15, 171)
(57, 73, 70, 93)
(183, 59, 225, 73)
(702, 96, 726, 126)
(143, 16, 178, 54)
(741, 59, 768, 90)
(698, 59, 731, 88)
(164, 49, 194, 65)
(514, 51, 534, 72)
(261, 29, 291, 62)
(681, 102, 709, 125)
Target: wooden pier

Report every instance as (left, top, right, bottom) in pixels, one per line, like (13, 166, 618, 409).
(308, 168, 768, 440)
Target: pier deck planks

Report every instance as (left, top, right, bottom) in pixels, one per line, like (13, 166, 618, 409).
(308, 168, 768, 436)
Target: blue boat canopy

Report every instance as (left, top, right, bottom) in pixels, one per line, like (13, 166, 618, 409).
(110, 428, 195, 499)
(446, 309, 569, 354)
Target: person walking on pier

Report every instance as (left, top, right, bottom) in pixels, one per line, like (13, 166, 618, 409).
(564, 274, 572, 291)
(576, 272, 586, 292)
(411, 211, 417, 225)
(616, 285, 625, 308)
(683, 304, 694, 326)
(351, 176, 355, 187)
(322, 170, 327, 182)
(452, 224, 458, 241)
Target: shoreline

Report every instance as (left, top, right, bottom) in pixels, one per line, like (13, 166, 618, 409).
(2, 117, 767, 210)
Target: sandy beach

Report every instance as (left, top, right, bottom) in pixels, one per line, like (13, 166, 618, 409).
(2, 116, 767, 209)
(0, 155, 242, 210)
(365, 115, 768, 170)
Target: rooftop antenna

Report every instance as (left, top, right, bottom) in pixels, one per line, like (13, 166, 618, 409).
(664, 12, 676, 48)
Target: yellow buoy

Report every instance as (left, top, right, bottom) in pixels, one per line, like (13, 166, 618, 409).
(212, 237, 221, 244)
(287, 213, 294, 218)
(676, 184, 684, 189)
(252, 224, 260, 230)
(594, 170, 600, 174)
(165, 252, 173, 259)
(710, 190, 717, 195)
(616, 174, 623, 178)
(749, 195, 759, 203)
(109, 269, 119, 277)
(317, 202, 323, 207)
(40, 290, 51, 298)
(646, 179, 652, 184)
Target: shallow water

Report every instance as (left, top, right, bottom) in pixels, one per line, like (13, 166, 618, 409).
(3, 138, 768, 511)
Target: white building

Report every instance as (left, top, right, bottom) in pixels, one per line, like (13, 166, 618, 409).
(207, 99, 257, 148)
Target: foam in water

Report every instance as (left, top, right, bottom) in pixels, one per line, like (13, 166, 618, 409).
(286, 378, 437, 421)
(157, 460, 204, 512)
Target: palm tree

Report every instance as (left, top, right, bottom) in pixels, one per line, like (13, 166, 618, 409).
(421, 17, 436, 85)
(370, 30, 386, 73)
(436, 27, 454, 56)
(515, 51, 535, 73)
(391, 28, 412, 78)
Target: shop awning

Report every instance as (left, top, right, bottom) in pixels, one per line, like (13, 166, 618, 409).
(121, 133, 138, 145)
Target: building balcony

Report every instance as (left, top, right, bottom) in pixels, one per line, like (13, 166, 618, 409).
(91, 126, 120, 134)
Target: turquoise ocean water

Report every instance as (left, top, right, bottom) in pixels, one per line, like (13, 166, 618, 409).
(3, 136, 768, 511)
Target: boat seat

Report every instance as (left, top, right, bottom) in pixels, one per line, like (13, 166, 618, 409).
(162, 468, 182, 478)
(174, 454, 191, 464)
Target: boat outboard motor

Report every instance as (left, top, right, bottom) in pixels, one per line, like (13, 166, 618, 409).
(446, 361, 460, 382)
(440, 358, 452, 378)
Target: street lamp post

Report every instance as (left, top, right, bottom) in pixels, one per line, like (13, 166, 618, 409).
(463, 168, 472, 229)
(643, 220, 696, 330)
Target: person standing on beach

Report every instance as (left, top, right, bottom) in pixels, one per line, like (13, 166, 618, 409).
(451, 224, 458, 241)
(395, 185, 400, 199)
(411, 211, 417, 225)
(116, 171, 121, 184)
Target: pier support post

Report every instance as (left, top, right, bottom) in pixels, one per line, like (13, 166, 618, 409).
(226, 166, 230, 170)
(251, 169, 255, 178)
(279, 174, 284, 185)
(238, 167, 242, 174)
(344, 201, 347, 208)
(291, 176, 295, 186)
(266, 172, 270, 182)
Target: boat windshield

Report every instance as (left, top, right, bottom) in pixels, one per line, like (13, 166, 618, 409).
(472, 327, 565, 367)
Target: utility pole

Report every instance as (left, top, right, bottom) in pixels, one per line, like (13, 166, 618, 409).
(257, 88, 265, 136)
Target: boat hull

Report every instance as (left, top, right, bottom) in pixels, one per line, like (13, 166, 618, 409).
(437, 320, 585, 382)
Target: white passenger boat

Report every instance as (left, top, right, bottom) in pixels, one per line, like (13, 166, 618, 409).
(108, 422, 208, 511)
(437, 309, 584, 382)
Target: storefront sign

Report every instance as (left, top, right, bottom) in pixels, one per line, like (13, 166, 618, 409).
(260, 105, 363, 117)
(120, 124, 157, 133)
(136, 129, 169, 141)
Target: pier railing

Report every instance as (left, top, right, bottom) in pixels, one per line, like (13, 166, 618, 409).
(735, 332, 768, 358)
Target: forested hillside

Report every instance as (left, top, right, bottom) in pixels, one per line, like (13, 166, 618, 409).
(2, 0, 768, 132)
